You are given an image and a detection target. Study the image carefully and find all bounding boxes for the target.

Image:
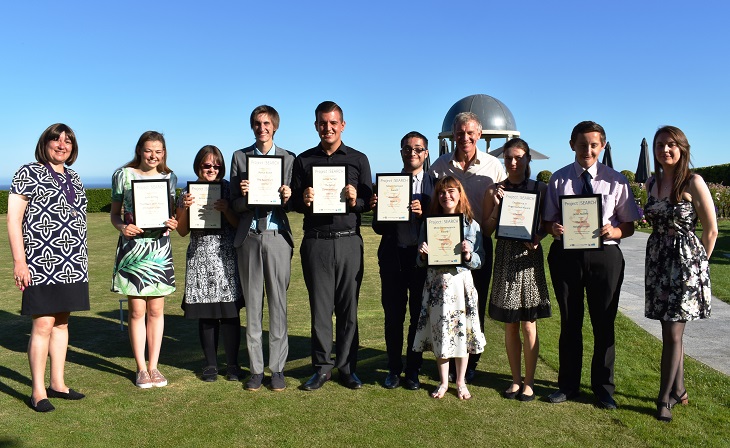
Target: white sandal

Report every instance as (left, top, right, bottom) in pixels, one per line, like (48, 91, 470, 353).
(431, 384, 448, 399)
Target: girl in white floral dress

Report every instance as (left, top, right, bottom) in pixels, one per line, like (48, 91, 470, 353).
(644, 126, 717, 422)
(413, 176, 486, 400)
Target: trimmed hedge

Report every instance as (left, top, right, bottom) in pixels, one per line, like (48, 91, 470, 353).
(536, 170, 552, 183)
(0, 188, 182, 214)
(694, 163, 730, 186)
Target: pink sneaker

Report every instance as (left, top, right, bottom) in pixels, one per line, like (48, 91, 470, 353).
(136, 370, 153, 389)
(149, 369, 168, 387)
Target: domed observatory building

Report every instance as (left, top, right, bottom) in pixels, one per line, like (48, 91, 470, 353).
(438, 94, 520, 156)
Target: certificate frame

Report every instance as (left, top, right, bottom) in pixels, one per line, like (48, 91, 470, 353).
(246, 155, 284, 206)
(187, 181, 223, 230)
(425, 214, 464, 266)
(131, 179, 172, 230)
(311, 165, 348, 215)
(375, 173, 412, 222)
(496, 189, 539, 242)
(560, 194, 604, 250)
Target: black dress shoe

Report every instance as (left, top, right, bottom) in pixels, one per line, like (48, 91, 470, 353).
(383, 373, 400, 389)
(596, 392, 617, 409)
(402, 374, 420, 391)
(340, 372, 363, 389)
(548, 389, 580, 404)
(302, 372, 330, 391)
(46, 387, 85, 400)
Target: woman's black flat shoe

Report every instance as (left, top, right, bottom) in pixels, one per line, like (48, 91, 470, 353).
(47, 387, 85, 400)
(30, 398, 55, 412)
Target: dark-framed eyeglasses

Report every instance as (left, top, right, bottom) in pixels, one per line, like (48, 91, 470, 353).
(401, 146, 426, 155)
(201, 163, 221, 170)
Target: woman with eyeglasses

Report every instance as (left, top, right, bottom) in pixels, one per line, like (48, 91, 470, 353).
(110, 131, 178, 388)
(176, 145, 243, 382)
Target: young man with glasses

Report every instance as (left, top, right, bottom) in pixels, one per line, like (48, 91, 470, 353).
(230, 105, 296, 392)
(371, 131, 434, 390)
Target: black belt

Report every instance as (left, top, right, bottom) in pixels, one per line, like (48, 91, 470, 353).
(249, 229, 279, 235)
(304, 230, 357, 239)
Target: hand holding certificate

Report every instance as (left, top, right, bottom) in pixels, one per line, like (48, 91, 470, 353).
(132, 179, 172, 230)
(311, 165, 348, 214)
(247, 155, 284, 206)
(495, 189, 539, 242)
(425, 214, 464, 266)
(375, 173, 412, 222)
(187, 182, 222, 230)
(560, 194, 603, 250)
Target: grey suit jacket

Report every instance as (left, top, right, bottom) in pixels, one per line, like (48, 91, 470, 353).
(230, 144, 296, 248)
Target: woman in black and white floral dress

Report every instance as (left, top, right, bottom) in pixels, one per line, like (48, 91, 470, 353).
(644, 126, 716, 422)
(176, 145, 242, 382)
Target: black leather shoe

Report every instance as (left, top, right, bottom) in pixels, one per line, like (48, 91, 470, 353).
(596, 392, 617, 409)
(464, 368, 476, 384)
(340, 372, 363, 390)
(302, 372, 330, 391)
(402, 373, 420, 391)
(30, 398, 55, 412)
(548, 389, 580, 404)
(383, 373, 400, 389)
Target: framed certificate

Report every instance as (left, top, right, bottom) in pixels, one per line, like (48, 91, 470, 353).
(131, 179, 172, 230)
(496, 189, 539, 242)
(311, 165, 348, 214)
(187, 181, 222, 230)
(560, 194, 603, 250)
(247, 155, 284, 206)
(425, 214, 464, 266)
(375, 173, 412, 222)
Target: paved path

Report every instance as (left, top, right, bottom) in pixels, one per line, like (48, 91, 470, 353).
(618, 231, 730, 376)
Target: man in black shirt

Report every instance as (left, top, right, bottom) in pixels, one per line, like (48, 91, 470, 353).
(290, 101, 373, 390)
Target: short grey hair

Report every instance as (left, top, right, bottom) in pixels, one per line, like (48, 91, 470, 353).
(452, 112, 482, 135)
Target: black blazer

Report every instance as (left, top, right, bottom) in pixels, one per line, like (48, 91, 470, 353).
(372, 172, 435, 272)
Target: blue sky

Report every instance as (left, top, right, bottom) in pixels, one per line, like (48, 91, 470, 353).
(2, 0, 728, 187)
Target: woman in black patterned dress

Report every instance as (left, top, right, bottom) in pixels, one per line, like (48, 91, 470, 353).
(482, 138, 551, 402)
(176, 145, 242, 382)
(644, 126, 716, 422)
(8, 124, 89, 412)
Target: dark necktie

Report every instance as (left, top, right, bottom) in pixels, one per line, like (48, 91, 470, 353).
(256, 210, 269, 232)
(581, 170, 593, 195)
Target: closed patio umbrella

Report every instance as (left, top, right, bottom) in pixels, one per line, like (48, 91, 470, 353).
(635, 138, 651, 183)
(602, 141, 614, 168)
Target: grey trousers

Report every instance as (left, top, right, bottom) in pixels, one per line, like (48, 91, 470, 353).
(238, 230, 292, 374)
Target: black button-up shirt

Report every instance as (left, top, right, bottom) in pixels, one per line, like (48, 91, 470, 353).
(291, 143, 372, 232)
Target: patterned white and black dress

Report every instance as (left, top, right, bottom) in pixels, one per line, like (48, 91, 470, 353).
(645, 195, 711, 321)
(10, 163, 90, 315)
(178, 180, 243, 319)
(488, 180, 551, 323)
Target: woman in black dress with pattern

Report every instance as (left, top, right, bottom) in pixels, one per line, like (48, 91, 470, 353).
(482, 138, 551, 402)
(8, 124, 89, 412)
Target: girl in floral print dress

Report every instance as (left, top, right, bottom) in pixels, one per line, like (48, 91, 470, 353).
(644, 126, 717, 422)
(110, 131, 178, 389)
(413, 176, 486, 400)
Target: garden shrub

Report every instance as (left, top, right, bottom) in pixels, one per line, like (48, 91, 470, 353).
(537, 170, 552, 183)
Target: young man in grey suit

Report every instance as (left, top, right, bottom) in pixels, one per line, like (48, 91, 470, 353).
(230, 105, 296, 391)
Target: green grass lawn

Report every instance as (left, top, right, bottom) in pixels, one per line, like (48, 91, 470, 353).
(1, 213, 728, 447)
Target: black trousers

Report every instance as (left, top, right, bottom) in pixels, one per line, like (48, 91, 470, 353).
(301, 235, 363, 375)
(380, 246, 425, 376)
(547, 241, 624, 397)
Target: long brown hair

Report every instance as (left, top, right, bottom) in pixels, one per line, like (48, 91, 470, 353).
(125, 130, 173, 174)
(428, 176, 474, 223)
(653, 125, 691, 203)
